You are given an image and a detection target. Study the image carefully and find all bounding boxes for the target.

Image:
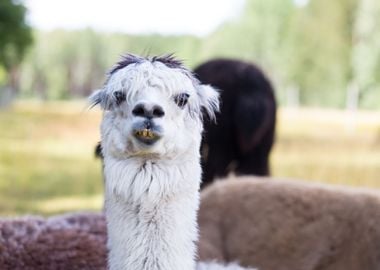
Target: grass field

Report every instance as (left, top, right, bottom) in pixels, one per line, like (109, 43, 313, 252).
(0, 101, 379, 216)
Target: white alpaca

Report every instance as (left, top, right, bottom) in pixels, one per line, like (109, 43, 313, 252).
(90, 54, 254, 270)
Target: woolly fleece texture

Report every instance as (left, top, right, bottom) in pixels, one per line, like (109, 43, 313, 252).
(0, 212, 106, 270)
(198, 177, 380, 270)
(194, 59, 276, 188)
(0, 212, 254, 270)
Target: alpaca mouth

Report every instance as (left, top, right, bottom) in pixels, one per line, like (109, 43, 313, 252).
(133, 128, 161, 145)
(135, 129, 155, 138)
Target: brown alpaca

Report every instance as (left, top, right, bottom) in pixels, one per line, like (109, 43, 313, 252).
(198, 176, 380, 270)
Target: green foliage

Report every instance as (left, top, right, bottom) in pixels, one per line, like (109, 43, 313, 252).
(285, 0, 359, 107)
(201, 0, 297, 102)
(0, 0, 32, 72)
(12, 0, 380, 109)
(351, 0, 380, 109)
(19, 30, 202, 99)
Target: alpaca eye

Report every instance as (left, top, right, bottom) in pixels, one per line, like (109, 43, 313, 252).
(174, 93, 190, 108)
(113, 91, 126, 105)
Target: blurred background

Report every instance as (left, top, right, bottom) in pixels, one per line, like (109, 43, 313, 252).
(0, 0, 379, 216)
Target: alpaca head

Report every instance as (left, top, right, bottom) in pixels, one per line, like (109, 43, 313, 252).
(90, 54, 219, 160)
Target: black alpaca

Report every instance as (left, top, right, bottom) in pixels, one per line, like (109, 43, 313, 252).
(194, 59, 276, 188)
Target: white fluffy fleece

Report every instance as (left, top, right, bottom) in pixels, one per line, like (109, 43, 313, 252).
(91, 54, 253, 270)
(197, 262, 255, 270)
(104, 156, 201, 270)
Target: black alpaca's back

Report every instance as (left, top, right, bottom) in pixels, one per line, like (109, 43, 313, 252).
(194, 59, 276, 188)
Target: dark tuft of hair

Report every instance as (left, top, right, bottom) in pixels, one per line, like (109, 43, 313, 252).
(108, 53, 144, 75)
(109, 53, 188, 76)
(95, 142, 103, 159)
(151, 53, 185, 69)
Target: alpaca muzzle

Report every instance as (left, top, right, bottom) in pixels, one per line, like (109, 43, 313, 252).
(132, 121, 162, 145)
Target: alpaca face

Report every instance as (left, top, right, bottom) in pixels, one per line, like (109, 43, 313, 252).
(90, 54, 219, 160)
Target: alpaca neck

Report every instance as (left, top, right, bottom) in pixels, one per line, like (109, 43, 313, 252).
(104, 156, 201, 270)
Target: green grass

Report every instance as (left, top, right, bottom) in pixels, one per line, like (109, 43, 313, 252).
(0, 101, 379, 216)
(0, 100, 104, 216)
(272, 108, 380, 187)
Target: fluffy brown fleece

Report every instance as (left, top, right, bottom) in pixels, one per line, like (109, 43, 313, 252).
(3, 179, 380, 270)
(0, 212, 252, 270)
(198, 176, 380, 270)
(0, 212, 107, 270)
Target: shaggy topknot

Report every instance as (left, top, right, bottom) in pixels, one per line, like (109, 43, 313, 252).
(109, 53, 187, 76)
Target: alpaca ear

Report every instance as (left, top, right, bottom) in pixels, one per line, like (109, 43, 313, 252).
(89, 89, 103, 109)
(89, 89, 111, 110)
(197, 84, 220, 121)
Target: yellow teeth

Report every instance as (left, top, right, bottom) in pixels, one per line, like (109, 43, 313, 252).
(136, 129, 155, 138)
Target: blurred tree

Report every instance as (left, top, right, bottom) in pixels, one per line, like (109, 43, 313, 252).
(202, 0, 295, 71)
(0, 0, 32, 94)
(18, 30, 203, 99)
(350, 0, 380, 109)
(290, 0, 358, 107)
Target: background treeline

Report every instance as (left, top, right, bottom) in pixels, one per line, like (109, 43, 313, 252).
(2, 0, 380, 109)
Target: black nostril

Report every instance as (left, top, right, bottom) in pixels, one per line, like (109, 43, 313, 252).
(132, 104, 146, 117)
(152, 105, 165, 118)
(132, 104, 165, 118)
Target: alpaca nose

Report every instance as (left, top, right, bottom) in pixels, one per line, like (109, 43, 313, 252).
(132, 103, 165, 119)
